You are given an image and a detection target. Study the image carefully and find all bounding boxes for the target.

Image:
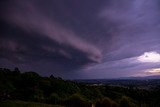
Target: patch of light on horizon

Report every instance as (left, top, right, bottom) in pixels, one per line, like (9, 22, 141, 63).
(137, 51, 160, 63)
(131, 68, 160, 77)
(145, 68, 160, 74)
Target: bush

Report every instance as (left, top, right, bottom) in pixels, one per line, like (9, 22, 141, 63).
(64, 94, 90, 107)
(49, 93, 60, 104)
(95, 97, 117, 107)
(120, 96, 136, 107)
(33, 89, 44, 102)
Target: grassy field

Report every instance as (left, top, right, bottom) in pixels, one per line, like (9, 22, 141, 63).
(0, 100, 64, 107)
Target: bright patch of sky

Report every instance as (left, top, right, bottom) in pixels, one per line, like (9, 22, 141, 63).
(137, 51, 160, 63)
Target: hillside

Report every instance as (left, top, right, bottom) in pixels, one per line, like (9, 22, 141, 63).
(0, 68, 160, 107)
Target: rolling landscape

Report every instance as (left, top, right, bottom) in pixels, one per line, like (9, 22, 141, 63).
(0, 68, 160, 107)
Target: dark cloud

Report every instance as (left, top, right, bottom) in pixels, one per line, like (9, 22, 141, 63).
(0, 0, 160, 79)
(0, 0, 103, 77)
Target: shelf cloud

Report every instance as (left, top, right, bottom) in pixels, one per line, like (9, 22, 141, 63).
(0, 0, 160, 79)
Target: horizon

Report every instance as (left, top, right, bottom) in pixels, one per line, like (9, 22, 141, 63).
(1, 0, 160, 79)
(1, 67, 160, 80)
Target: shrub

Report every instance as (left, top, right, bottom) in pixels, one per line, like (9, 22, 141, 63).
(95, 97, 113, 107)
(120, 96, 136, 107)
(49, 93, 60, 104)
(64, 93, 90, 107)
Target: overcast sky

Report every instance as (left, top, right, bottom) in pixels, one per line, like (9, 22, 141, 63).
(0, 0, 160, 79)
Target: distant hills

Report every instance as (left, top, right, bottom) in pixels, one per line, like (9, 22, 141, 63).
(119, 75, 160, 80)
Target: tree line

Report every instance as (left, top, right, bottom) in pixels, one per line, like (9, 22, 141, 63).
(0, 67, 160, 107)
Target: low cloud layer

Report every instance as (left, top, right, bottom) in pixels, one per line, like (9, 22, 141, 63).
(1, 0, 160, 79)
(0, 0, 102, 77)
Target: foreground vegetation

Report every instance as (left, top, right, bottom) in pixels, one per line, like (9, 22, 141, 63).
(0, 100, 63, 107)
(0, 68, 160, 107)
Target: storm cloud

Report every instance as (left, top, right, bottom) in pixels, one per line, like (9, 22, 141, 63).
(0, 0, 102, 77)
(0, 0, 160, 79)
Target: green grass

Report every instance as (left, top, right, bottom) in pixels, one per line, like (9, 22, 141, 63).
(0, 100, 64, 107)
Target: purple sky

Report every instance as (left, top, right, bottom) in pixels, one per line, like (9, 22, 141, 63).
(0, 0, 160, 79)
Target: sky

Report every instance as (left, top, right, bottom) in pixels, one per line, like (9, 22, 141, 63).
(0, 0, 160, 79)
